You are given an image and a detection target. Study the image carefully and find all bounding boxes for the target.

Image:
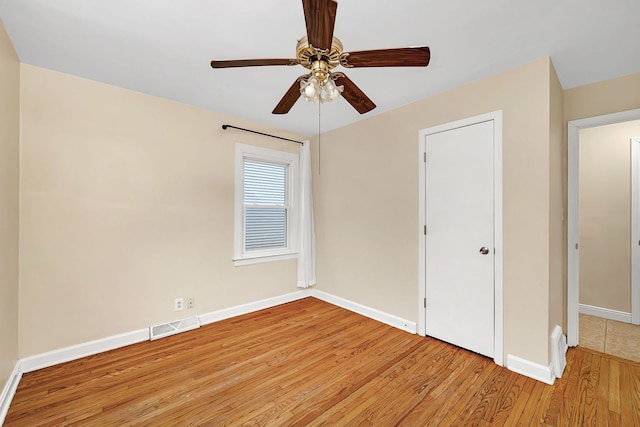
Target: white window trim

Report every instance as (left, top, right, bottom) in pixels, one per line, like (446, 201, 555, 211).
(234, 143, 299, 266)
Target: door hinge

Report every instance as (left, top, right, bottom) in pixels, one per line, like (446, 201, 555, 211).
(423, 298, 427, 308)
(424, 225, 427, 235)
(423, 152, 427, 162)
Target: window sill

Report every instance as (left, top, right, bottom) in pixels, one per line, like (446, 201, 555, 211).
(233, 252, 298, 267)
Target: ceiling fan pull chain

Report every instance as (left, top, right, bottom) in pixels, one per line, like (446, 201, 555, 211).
(318, 102, 321, 175)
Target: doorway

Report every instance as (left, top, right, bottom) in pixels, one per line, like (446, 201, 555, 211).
(418, 111, 503, 365)
(567, 108, 640, 347)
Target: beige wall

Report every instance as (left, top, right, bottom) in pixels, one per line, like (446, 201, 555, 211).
(0, 20, 20, 390)
(565, 72, 640, 122)
(19, 64, 304, 357)
(548, 62, 566, 340)
(312, 57, 559, 366)
(578, 120, 640, 312)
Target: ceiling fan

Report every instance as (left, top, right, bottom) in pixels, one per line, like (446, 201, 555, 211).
(210, 0, 430, 115)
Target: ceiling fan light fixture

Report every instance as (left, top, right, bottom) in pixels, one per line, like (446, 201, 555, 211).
(303, 76, 319, 97)
(321, 75, 344, 102)
(300, 76, 321, 104)
(300, 72, 343, 104)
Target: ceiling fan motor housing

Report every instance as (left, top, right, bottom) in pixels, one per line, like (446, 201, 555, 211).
(296, 36, 343, 81)
(310, 60, 330, 84)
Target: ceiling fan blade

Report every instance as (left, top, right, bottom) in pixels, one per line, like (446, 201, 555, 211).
(272, 77, 304, 114)
(341, 46, 430, 68)
(334, 74, 376, 114)
(211, 58, 297, 69)
(302, 0, 338, 51)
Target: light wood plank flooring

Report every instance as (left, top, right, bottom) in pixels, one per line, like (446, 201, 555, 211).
(6, 298, 640, 426)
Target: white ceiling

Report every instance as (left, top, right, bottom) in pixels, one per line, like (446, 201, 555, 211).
(1, 0, 639, 136)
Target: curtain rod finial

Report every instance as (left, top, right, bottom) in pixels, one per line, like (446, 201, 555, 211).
(221, 124, 228, 130)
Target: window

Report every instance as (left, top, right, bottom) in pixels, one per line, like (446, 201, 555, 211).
(234, 144, 299, 265)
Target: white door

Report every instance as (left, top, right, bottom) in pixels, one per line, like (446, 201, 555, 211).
(424, 120, 495, 357)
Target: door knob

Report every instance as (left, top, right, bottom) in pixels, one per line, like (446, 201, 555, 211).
(479, 247, 490, 255)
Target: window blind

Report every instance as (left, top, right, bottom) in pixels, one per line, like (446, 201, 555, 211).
(243, 160, 288, 251)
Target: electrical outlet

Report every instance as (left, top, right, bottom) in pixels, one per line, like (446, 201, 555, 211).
(187, 297, 194, 309)
(174, 297, 184, 311)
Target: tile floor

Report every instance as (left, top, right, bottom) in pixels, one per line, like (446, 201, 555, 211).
(579, 313, 640, 362)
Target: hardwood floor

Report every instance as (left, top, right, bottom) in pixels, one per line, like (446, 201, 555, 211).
(6, 297, 640, 426)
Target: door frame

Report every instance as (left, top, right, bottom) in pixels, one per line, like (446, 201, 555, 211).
(633, 137, 640, 326)
(418, 110, 503, 366)
(567, 108, 640, 347)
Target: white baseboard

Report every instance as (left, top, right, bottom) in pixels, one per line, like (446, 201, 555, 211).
(20, 291, 314, 375)
(12, 290, 414, 376)
(506, 354, 555, 385)
(198, 290, 311, 325)
(0, 361, 23, 425)
(20, 329, 150, 374)
(310, 290, 417, 334)
(579, 304, 631, 323)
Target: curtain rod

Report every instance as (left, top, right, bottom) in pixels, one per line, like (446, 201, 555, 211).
(221, 124, 304, 145)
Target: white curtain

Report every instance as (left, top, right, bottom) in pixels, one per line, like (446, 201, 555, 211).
(297, 140, 316, 288)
